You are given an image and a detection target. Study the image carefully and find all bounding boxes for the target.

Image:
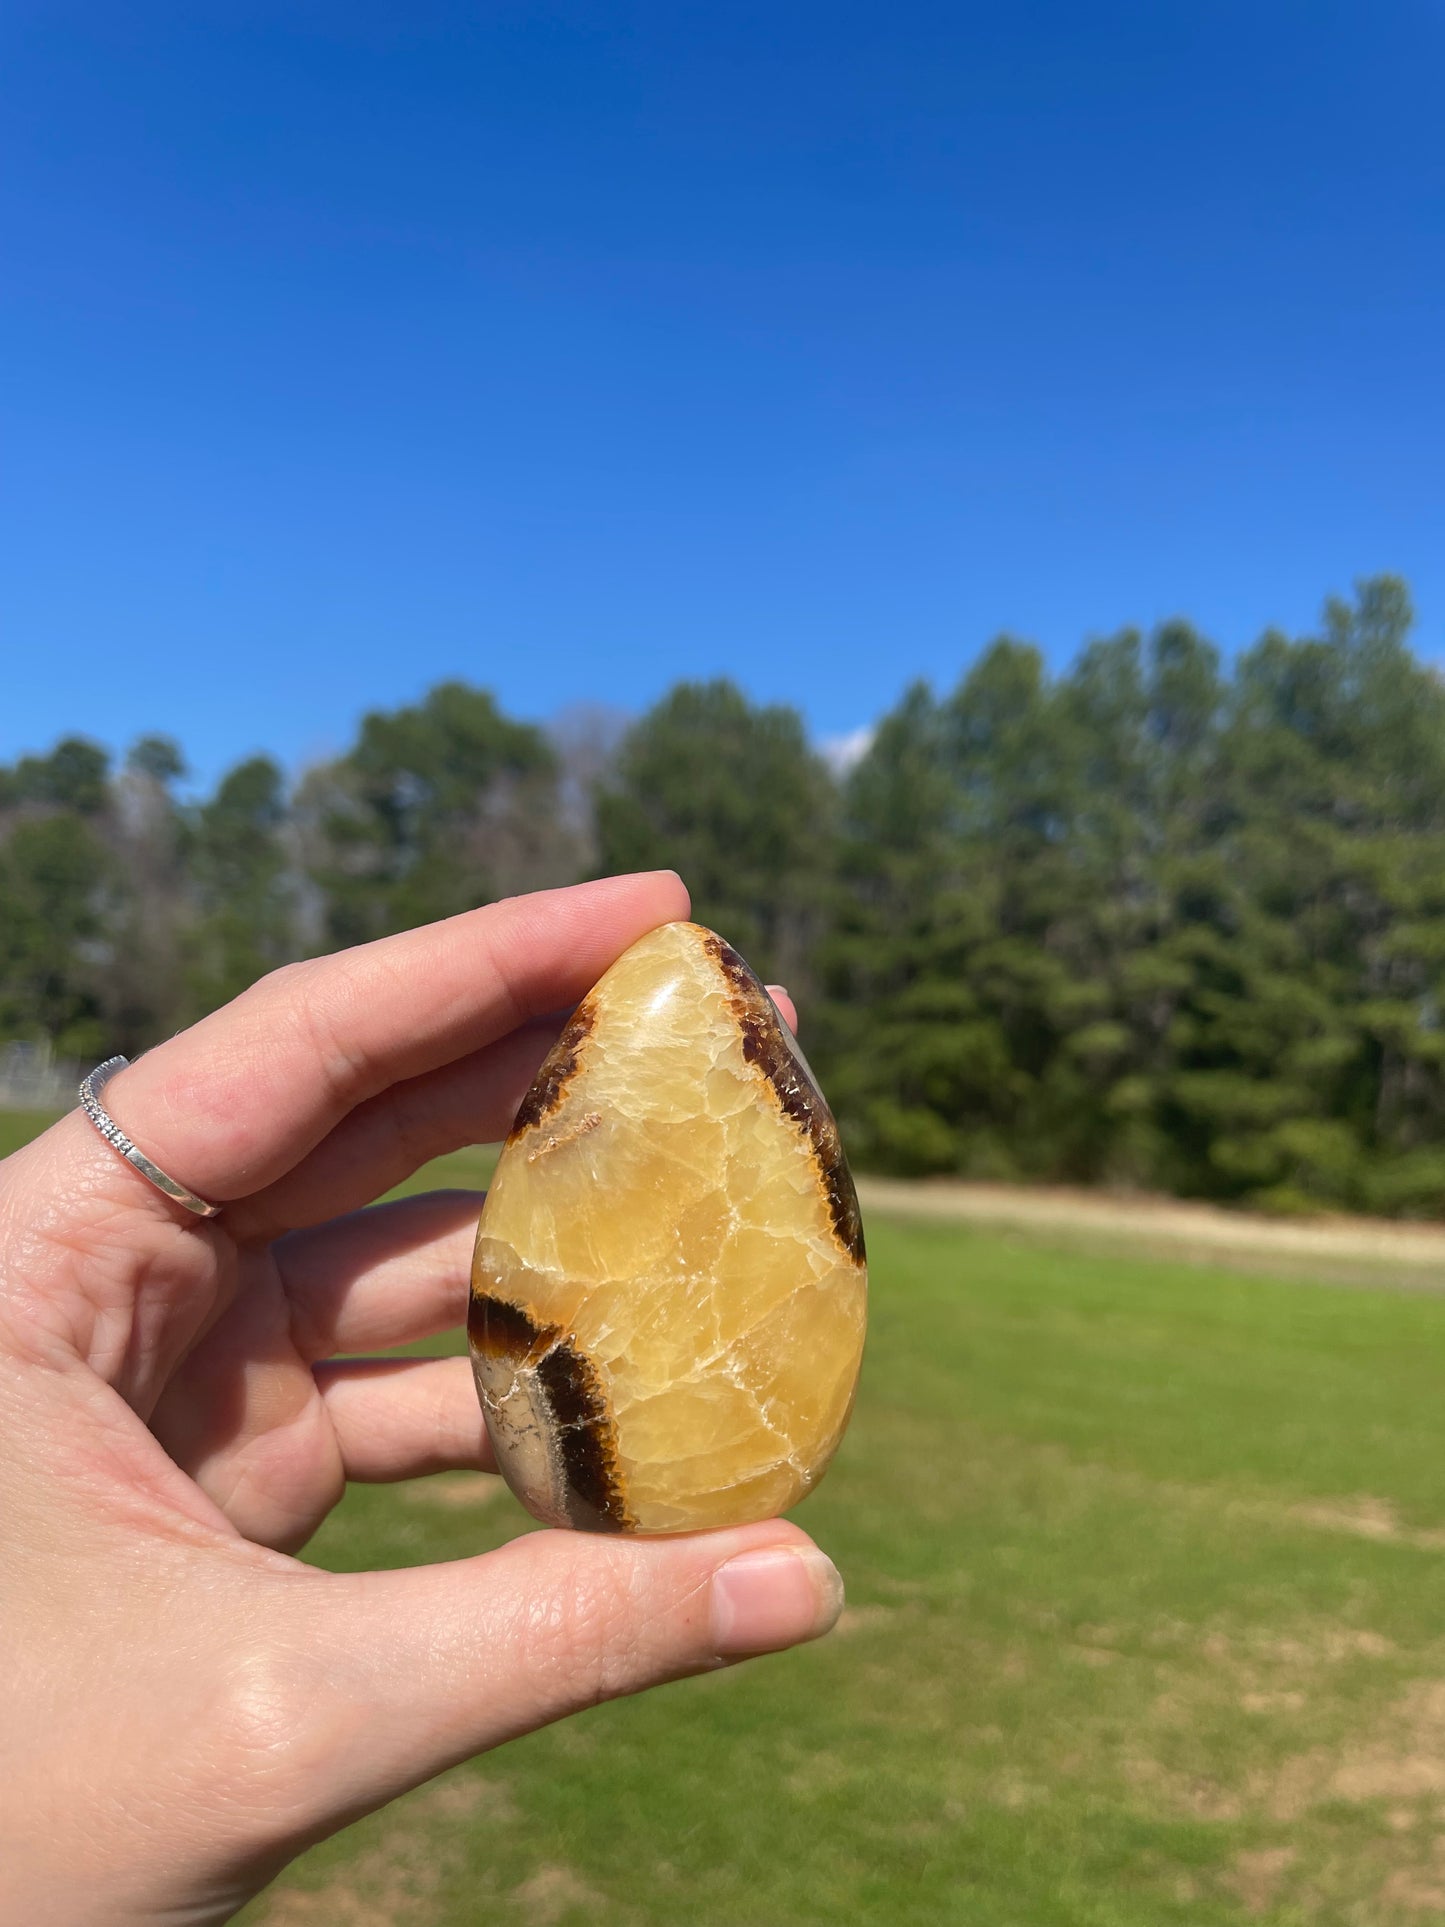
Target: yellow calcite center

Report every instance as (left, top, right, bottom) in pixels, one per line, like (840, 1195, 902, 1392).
(470, 921, 867, 1534)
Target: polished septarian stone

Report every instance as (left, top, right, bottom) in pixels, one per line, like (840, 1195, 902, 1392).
(469, 921, 867, 1535)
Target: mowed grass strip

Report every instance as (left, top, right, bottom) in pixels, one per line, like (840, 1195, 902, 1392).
(6, 1117, 1445, 1922)
(243, 1165, 1445, 1927)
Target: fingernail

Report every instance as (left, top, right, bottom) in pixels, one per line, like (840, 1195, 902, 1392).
(766, 983, 790, 1000)
(710, 1546, 844, 1659)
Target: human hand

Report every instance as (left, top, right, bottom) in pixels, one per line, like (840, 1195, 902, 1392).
(0, 874, 842, 1925)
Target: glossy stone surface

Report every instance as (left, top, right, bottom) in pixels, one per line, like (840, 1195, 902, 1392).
(469, 921, 867, 1534)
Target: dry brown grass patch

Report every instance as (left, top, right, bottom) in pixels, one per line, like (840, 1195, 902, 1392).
(261, 1769, 514, 1924)
(1226, 1845, 1297, 1915)
(511, 1864, 605, 1924)
(405, 1472, 503, 1508)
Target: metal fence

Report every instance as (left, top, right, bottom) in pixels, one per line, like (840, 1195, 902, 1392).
(0, 1040, 81, 1112)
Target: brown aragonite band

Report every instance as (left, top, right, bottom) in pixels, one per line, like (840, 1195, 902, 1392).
(507, 997, 598, 1139)
(469, 1292, 634, 1532)
(702, 932, 867, 1266)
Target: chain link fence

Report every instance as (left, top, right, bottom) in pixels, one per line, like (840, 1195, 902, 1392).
(0, 1040, 81, 1112)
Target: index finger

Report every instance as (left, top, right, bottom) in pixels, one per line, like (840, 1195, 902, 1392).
(88, 872, 689, 1205)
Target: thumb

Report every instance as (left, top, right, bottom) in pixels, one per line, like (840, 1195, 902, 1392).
(290, 1519, 843, 1825)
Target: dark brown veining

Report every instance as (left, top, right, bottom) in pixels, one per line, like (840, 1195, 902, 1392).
(468, 1290, 634, 1532)
(533, 1336, 634, 1531)
(469, 1291, 544, 1362)
(702, 932, 866, 1265)
(509, 995, 598, 1138)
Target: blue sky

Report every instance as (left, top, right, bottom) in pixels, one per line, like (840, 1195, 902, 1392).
(2, 1, 1442, 789)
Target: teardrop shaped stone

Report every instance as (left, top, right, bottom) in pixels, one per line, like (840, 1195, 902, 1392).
(469, 920, 867, 1534)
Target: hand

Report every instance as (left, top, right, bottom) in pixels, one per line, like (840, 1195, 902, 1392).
(0, 874, 842, 1925)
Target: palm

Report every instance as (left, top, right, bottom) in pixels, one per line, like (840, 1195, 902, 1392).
(153, 1241, 355, 1553)
(139, 1196, 483, 1553)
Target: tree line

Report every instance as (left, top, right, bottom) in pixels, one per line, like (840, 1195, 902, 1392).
(4, 575, 1443, 1217)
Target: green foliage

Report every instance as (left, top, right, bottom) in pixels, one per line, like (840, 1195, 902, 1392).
(304, 681, 565, 945)
(0, 811, 111, 1054)
(594, 679, 836, 987)
(814, 578, 1445, 1212)
(3, 577, 1444, 1217)
(0, 735, 111, 814)
(184, 755, 294, 1013)
(126, 733, 187, 785)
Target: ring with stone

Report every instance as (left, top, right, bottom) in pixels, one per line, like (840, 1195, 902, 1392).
(77, 1056, 223, 1219)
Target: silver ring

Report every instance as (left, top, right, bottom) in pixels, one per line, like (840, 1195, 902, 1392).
(78, 1056, 223, 1219)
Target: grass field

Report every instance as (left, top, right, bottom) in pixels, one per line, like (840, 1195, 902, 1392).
(0, 1108, 63, 1158)
(7, 1113, 1445, 1922)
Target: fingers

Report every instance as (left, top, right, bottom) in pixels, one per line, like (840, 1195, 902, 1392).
(78, 873, 690, 1212)
(274, 1192, 479, 1358)
(315, 1357, 495, 1481)
(233, 1021, 549, 1237)
(246, 982, 798, 1240)
(766, 985, 798, 1034)
(295, 1521, 844, 1815)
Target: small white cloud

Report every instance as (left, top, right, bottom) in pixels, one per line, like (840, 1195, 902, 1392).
(819, 725, 875, 775)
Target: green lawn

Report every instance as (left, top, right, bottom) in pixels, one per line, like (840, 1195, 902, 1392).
(266, 1164, 1445, 1927)
(0, 1108, 62, 1158)
(6, 1114, 1445, 1922)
